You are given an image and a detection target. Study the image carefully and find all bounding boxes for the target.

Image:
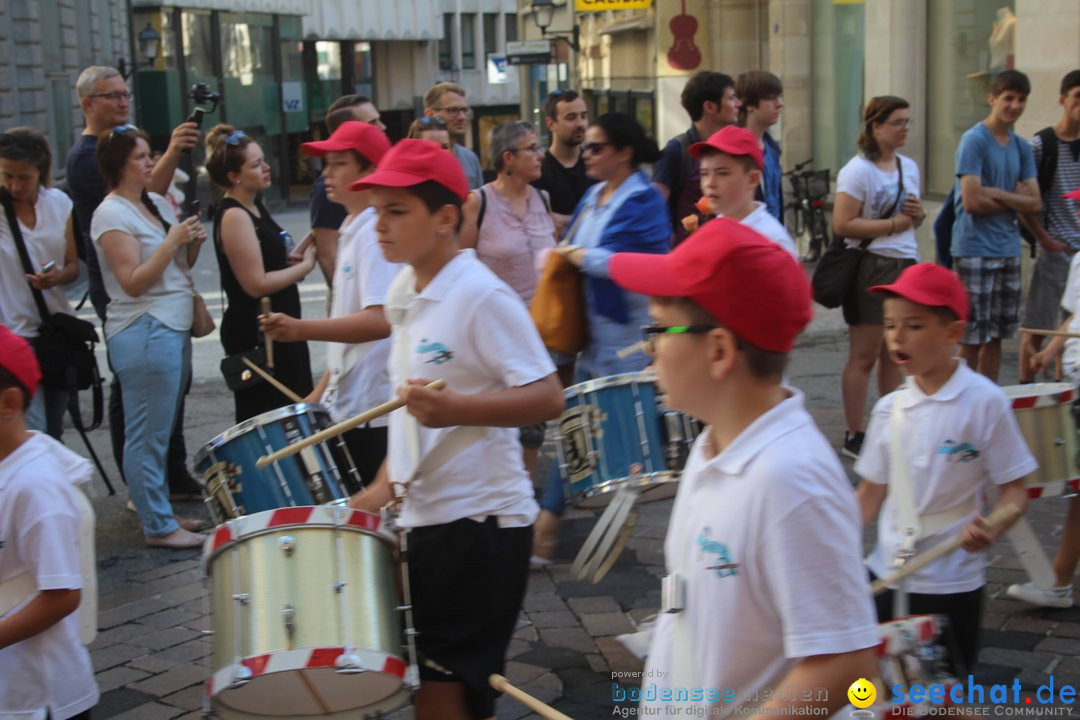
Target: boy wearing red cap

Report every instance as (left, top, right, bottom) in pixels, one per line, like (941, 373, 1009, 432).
(855, 263, 1034, 675)
(261, 122, 398, 488)
(0, 326, 98, 719)
(608, 219, 879, 714)
(347, 139, 564, 720)
(684, 125, 798, 259)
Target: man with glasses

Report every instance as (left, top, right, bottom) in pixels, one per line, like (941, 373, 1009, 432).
(309, 94, 388, 285)
(423, 83, 484, 190)
(65, 65, 201, 498)
(532, 89, 597, 238)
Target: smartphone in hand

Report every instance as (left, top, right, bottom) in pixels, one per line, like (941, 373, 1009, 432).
(41, 260, 57, 273)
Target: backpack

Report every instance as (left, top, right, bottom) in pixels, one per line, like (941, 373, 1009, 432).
(1018, 127, 1059, 250)
(476, 185, 551, 228)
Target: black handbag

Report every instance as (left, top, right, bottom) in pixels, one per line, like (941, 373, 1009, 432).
(2, 190, 103, 430)
(811, 157, 904, 309)
(220, 347, 271, 392)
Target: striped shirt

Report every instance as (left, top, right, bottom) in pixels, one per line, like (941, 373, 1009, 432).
(1032, 132, 1080, 249)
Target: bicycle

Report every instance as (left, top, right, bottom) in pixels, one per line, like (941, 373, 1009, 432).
(783, 159, 831, 263)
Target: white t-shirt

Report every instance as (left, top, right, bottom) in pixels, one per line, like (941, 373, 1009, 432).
(90, 193, 192, 340)
(0, 188, 75, 337)
(1061, 252, 1080, 380)
(855, 360, 1038, 594)
(323, 207, 401, 425)
(384, 250, 554, 529)
(0, 434, 99, 720)
(733, 202, 799, 260)
(643, 389, 879, 713)
(836, 153, 921, 259)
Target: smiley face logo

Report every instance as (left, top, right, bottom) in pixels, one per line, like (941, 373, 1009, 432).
(847, 678, 876, 709)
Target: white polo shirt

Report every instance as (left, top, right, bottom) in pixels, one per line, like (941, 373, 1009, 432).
(733, 202, 799, 260)
(856, 360, 1038, 594)
(0, 433, 99, 720)
(384, 250, 554, 529)
(643, 389, 879, 713)
(322, 207, 401, 425)
(1061, 252, 1080, 381)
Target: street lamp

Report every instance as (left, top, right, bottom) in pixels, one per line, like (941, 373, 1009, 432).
(118, 22, 161, 79)
(530, 0, 580, 52)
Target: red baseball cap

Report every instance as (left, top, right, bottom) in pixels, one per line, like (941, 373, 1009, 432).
(689, 126, 764, 170)
(868, 263, 969, 322)
(608, 218, 811, 353)
(1064, 187, 1080, 202)
(0, 324, 41, 399)
(350, 138, 468, 202)
(300, 121, 390, 166)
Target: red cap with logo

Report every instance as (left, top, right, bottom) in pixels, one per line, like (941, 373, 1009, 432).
(350, 138, 468, 202)
(300, 121, 390, 166)
(0, 324, 41, 399)
(608, 218, 812, 353)
(688, 126, 764, 170)
(868, 263, 969, 322)
(1064, 187, 1080, 202)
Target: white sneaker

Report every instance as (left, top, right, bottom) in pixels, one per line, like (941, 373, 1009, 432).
(1006, 582, 1074, 609)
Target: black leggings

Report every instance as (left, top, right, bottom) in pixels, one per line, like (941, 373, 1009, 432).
(870, 571, 984, 676)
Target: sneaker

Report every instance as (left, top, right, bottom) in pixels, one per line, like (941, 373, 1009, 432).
(1006, 582, 1073, 609)
(529, 555, 553, 570)
(841, 431, 865, 460)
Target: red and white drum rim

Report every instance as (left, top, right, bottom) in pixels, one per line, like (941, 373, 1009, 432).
(207, 646, 408, 699)
(1005, 382, 1074, 409)
(203, 505, 385, 559)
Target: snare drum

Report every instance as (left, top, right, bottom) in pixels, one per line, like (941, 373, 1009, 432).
(557, 372, 703, 507)
(1001, 383, 1080, 498)
(204, 505, 408, 718)
(871, 616, 957, 716)
(195, 404, 361, 525)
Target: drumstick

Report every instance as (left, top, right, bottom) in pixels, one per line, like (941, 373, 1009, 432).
(241, 357, 304, 404)
(489, 674, 574, 720)
(1020, 327, 1080, 340)
(871, 503, 1022, 595)
(261, 297, 274, 369)
(255, 379, 447, 469)
(617, 340, 648, 359)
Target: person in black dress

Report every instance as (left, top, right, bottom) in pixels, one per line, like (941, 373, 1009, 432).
(205, 125, 317, 422)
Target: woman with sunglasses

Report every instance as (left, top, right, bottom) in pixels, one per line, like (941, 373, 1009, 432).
(0, 128, 80, 440)
(834, 96, 925, 461)
(533, 112, 670, 566)
(407, 115, 452, 150)
(205, 124, 317, 422)
(90, 124, 208, 549)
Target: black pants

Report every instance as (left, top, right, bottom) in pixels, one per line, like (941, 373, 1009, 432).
(338, 425, 388, 493)
(870, 571, 984, 676)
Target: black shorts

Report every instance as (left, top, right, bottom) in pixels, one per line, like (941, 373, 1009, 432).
(338, 425, 387, 493)
(408, 516, 532, 718)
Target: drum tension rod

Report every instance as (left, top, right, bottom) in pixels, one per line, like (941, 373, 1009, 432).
(232, 593, 250, 606)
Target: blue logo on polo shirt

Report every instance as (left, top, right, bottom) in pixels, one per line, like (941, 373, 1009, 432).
(417, 338, 454, 365)
(937, 439, 980, 463)
(698, 527, 738, 578)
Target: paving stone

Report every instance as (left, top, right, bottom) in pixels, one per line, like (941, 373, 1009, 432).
(1035, 636, 1080, 655)
(567, 596, 621, 615)
(981, 629, 1044, 652)
(94, 665, 150, 693)
(136, 607, 202, 629)
(128, 663, 207, 697)
(978, 647, 1057, 673)
(526, 573, 557, 594)
(513, 645, 592, 671)
(94, 687, 157, 718)
(513, 624, 539, 642)
(154, 637, 212, 664)
(1017, 667, 1057, 691)
(586, 653, 610, 673)
(104, 702, 184, 720)
(92, 642, 144, 673)
(1004, 617, 1057, 635)
(504, 660, 547, 687)
(97, 597, 172, 629)
(580, 612, 635, 637)
(89, 623, 151, 652)
(532, 627, 596, 656)
(174, 713, 205, 720)
(594, 635, 644, 675)
(505, 638, 531, 660)
(1053, 622, 1080, 639)
(627, 608, 657, 626)
(128, 626, 202, 651)
(529, 610, 578, 629)
(130, 559, 200, 583)
(127, 652, 188, 675)
(160, 684, 206, 712)
(523, 593, 568, 612)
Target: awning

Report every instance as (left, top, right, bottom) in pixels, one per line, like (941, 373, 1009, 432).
(302, 0, 441, 41)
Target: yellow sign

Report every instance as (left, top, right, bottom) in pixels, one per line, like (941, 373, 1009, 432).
(576, 0, 652, 11)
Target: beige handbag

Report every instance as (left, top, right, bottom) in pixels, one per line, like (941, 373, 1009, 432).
(192, 292, 216, 338)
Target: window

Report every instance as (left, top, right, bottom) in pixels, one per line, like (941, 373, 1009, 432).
(811, 0, 865, 177)
(279, 16, 303, 83)
(181, 10, 215, 82)
(353, 42, 374, 99)
(926, 1, 1017, 194)
(221, 13, 275, 86)
(439, 13, 453, 70)
(315, 40, 342, 81)
(484, 13, 498, 56)
(505, 13, 518, 43)
(461, 14, 477, 69)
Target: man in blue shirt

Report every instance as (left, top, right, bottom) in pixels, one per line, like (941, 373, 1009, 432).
(951, 69, 1042, 383)
(424, 83, 484, 190)
(736, 70, 784, 223)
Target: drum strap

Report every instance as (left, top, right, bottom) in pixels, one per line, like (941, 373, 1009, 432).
(889, 394, 977, 569)
(0, 487, 97, 644)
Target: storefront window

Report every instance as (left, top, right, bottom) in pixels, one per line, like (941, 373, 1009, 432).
(353, 42, 373, 98)
(315, 41, 342, 81)
(484, 13, 499, 56)
(439, 14, 453, 70)
(280, 16, 303, 83)
(221, 13, 274, 86)
(926, 0, 1017, 194)
(182, 10, 215, 82)
(811, 0, 865, 178)
(505, 14, 518, 43)
(462, 14, 477, 69)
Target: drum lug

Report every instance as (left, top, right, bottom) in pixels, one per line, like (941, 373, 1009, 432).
(282, 604, 296, 642)
(334, 650, 368, 674)
(333, 581, 346, 593)
(232, 593, 250, 606)
(278, 535, 296, 555)
(1056, 437, 1067, 447)
(227, 664, 253, 689)
(396, 603, 412, 613)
